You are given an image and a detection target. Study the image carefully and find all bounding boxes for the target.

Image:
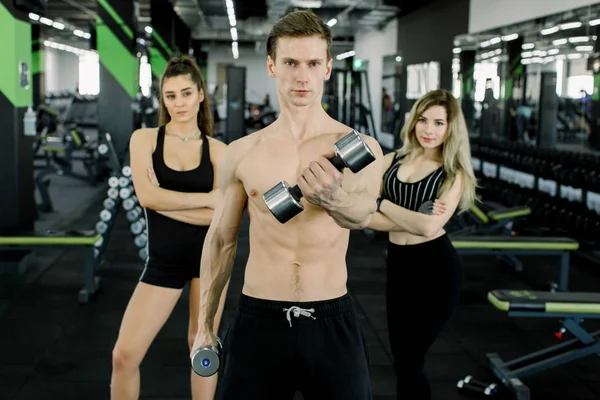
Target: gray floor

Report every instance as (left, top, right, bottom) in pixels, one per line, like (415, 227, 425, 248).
(1, 180, 600, 400)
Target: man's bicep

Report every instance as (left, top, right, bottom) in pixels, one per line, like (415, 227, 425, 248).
(211, 144, 247, 242)
(209, 139, 228, 191)
(212, 181, 247, 243)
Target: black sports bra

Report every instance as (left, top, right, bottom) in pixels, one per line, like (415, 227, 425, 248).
(382, 153, 446, 212)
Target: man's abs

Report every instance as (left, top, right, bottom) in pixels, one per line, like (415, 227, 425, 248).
(241, 215, 350, 302)
(234, 127, 356, 302)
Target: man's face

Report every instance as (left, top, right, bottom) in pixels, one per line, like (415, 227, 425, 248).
(267, 35, 332, 108)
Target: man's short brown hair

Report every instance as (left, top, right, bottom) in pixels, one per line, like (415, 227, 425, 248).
(266, 10, 333, 62)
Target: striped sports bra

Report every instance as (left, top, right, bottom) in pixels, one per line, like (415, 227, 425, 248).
(382, 152, 446, 212)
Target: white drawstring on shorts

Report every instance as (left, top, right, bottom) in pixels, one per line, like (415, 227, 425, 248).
(283, 306, 316, 327)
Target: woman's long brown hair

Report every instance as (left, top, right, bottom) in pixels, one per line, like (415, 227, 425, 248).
(157, 55, 213, 137)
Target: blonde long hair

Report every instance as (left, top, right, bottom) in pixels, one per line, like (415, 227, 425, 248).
(397, 89, 477, 212)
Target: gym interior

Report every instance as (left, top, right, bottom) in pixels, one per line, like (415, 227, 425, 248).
(1, 0, 600, 399)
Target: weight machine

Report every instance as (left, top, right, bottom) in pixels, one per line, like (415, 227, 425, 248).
(323, 69, 380, 143)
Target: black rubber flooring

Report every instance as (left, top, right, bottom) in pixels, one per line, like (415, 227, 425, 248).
(1, 195, 600, 400)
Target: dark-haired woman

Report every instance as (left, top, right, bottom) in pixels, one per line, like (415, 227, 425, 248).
(111, 55, 229, 400)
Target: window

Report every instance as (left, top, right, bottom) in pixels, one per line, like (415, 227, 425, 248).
(78, 52, 99, 95)
(566, 75, 593, 99)
(139, 55, 152, 97)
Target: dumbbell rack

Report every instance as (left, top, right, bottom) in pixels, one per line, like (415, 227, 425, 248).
(93, 174, 124, 265)
(118, 166, 148, 263)
(471, 139, 600, 248)
(95, 132, 122, 178)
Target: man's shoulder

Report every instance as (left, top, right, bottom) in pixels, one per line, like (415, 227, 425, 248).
(329, 121, 377, 145)
(223, 133, 263, 164)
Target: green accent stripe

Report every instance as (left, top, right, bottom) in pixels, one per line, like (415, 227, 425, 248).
(0, 2, 32, 107)
(150, 47, 168, 78)
(97, 18, 137, 98)
(469, 204, 489, 224)
(488, 291, 600, 314)
(152, 30, 173, 56)
(97, 0, 134, 39)
(547, 302, 600, 314)
(488, 292, 509, 311)
(489, 208, 531, 221)
(0, 233, 101, 245)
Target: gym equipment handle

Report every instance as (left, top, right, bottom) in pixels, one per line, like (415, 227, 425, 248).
(288, 153, 346, 202)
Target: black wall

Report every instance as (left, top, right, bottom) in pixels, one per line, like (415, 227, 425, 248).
(397, 0, 469, 110)
(151, 0, 190, 55)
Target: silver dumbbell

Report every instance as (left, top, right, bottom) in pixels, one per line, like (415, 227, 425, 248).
(120, 186, 134, 199)
(107, 187, 119, 200)
(96, 221, 108, 234)
(119, 176, 130, 187)
(103, 198, 116, 211)
(99, 209, 113, 222)
(134, 233, 147, 248)
(108, 176, 120, 188)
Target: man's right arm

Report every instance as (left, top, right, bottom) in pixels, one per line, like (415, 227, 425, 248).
(196, 141, 248, 337)
(129, 129, 214, 210)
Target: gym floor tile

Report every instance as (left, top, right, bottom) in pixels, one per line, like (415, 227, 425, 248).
(424, 353, 483, 381)
(12, 380, 110, 400)
(0, 367, 32, 399)
(428, 335, 465, 354)
(370, 365, 397, 396)
(367, 346, 393, 367)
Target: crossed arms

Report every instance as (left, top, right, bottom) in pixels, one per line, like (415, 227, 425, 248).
(129, 129, 227, 225)
(367, 173, 464, 237)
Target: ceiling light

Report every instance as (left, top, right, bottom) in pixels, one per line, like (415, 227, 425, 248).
(501, 33, 518, 41)
(290, 0, 323, 7)
(541, 26, 559, 35)
(336, 50, 355, 60)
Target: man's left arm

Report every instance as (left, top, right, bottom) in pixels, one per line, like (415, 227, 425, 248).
(322, 136, 385, 229)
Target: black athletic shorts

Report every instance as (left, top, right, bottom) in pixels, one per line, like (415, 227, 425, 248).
(215, 293, 372, 400)
(139, 260, 200, 289)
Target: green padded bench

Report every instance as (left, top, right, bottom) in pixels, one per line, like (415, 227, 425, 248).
(483, 289, 600, 400)
(451, 203, 532, 236)
(450, 236, 579, 291)
(0, 230, 102, 303)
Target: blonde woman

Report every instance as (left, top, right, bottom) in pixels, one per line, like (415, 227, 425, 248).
(368, 89, 477, 400)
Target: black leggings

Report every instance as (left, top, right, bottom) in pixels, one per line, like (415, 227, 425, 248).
(386, 234, 463, 400)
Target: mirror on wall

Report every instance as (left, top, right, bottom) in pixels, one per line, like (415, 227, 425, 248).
(381, 54, 402, 140)
(453, 2, 600, 152)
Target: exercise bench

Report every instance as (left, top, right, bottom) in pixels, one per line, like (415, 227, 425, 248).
(0, 230, 102, 303)
(451, 203, 531, 236)
(483, 289, 600, 400)
(450, 236, 579, 291)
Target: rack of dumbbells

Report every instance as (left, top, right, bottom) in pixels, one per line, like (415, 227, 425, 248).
(95, 132, 122, 180)
(94, 170, 128, 263)
(118, 166, 148, 263)
(470, 137, 600, 248)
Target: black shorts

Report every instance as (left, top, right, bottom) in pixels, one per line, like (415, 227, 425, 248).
(139, 260, 200, 289)
(215, 293, 372, 400)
